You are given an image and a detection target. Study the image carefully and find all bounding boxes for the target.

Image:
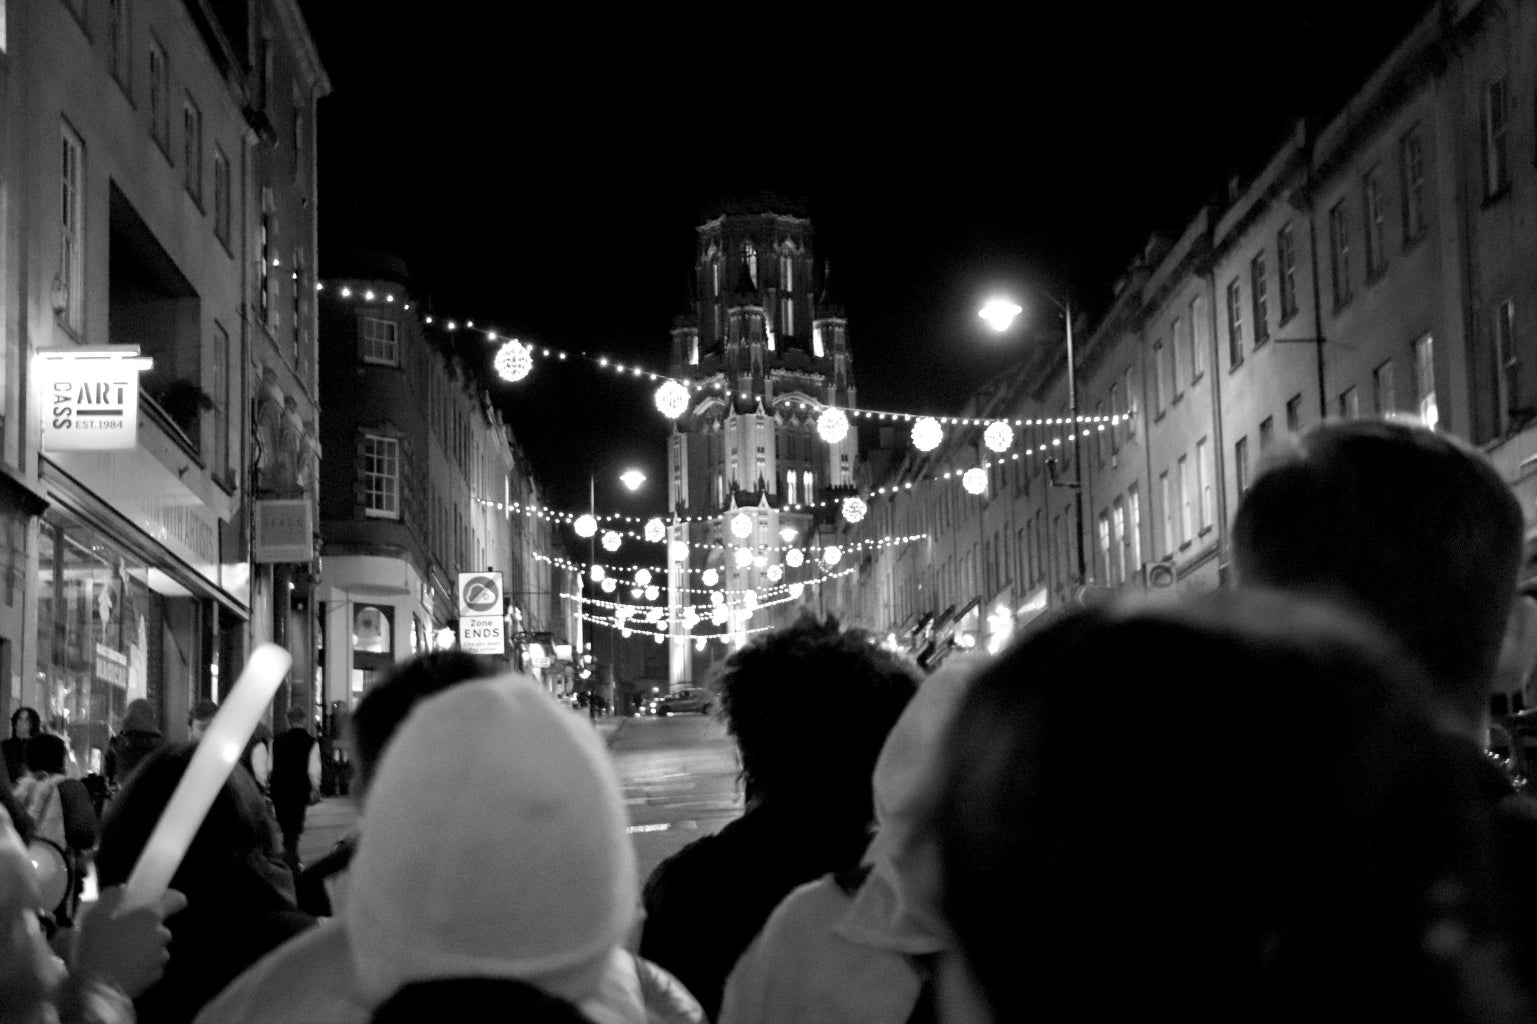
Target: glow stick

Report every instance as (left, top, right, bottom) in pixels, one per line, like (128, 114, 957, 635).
(117, 644, 292, 914)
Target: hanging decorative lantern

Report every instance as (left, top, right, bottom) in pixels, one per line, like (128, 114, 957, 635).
(984, 420, 1014, 453)
(644, 585, 660, 601)
(962, 468, 988, 495)
(589, 565, 605, 583)
(788, 582, 805, 599)
(841, 497, 868, 524)
(653, 633, 665, 644)
(600, 578, 617, 593)
(682, 608, 700, 629)
(817, 407, 850, 444)
(912, 416, 942, 452)
(734, 548, 753, 569)
(709, 591, 725, 606)
(574, 514, 598, 539)
(670, 540, 690, 562)
(753, 554, 768, 568)
(731, 513, 753, 539)
(634, 568, 652, 587)
(602, 530, 622, 552)
(785, 548, 804, 568)
(766, 564, 783, 582)
(654, 379, 689, 419)
(701, 568, 719, 587)
(823, 545, 843, 566)
(694, 637, 707, 651)
(620, 627, 632, 639)
(493, 339, 533, 383)
(646, 607, 664, 623)
(711, 605, 729, 626)
(743, 589, 758, 610)
(644, 518, 666, 543)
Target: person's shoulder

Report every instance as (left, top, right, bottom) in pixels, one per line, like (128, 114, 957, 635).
(193, 919, 366, 1024)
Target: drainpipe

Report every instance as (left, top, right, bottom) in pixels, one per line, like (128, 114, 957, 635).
(1204, 239, 1232, 581)
(1304, 128, 1330, 420)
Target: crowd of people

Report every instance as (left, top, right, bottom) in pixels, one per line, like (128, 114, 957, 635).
(4, 417, 1537, 1023)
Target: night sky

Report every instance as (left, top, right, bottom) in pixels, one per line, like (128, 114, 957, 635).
(299, 3, 1430, 516)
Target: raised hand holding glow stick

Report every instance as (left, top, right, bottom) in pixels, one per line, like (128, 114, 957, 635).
(117, 644, 292, 914)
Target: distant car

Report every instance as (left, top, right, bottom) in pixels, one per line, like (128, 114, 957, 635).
(1489, 709, 1537, 793)
(656, 687, 714, 716)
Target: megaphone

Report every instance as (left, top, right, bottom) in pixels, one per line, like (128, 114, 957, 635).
(27, 838, 70, 917)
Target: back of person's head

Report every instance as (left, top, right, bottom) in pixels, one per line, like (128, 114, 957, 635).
(96, 742, 291, 909)
(120, 698, 160, 737)
(26, 734, 66, 777)
(371, 978, 594, 1024)
(348, 674, 636, 1009)
(189, 700, 219, 726)
(349, 650, 499, 798)
(933, 591, 1524, 1024)
(10, 706, 39, 738)
(1233, 419, 1522, 723)
(285, 706, 310, 729)
(719, 614, 919, 818)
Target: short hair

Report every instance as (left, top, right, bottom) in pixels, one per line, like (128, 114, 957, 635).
(1233, 420, 1522, 721)
(189, 700, 219, 725)
(934, 592, 1517, 1023)
(10, 706, 39, 737)
(26, 733, 67, 776)
(286, 706, 310, 727)
(718, 614, 918, 817)
(349, 651, 499, 797)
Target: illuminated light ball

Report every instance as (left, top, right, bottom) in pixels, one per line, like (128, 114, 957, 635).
(701, 568, 719, 587)
(711, 606, 729, 626)
(620, 627, 632, 639)
(654, 633, 665, 645)
(600, 578, 617, 594)
(766, 564, 784, 583)
(911, 416, 943, 452)
(984, 420, 1015, 453)
(841, 497, 868, 524)
(644, 518, 666, 543)
(817, 407, 850, 444)
(709, 591, 725, 606)
(589, 565, 605, 583)
(743, 589, 758, 610)
(642, 607, 661, 623)
(670, 540, 690, 562)
(630, 588, 643, 599)
(695, 637, 707, 652)
(789, 582, 806, 600)
(731, 513, 753, 539)
(962, 468, 988, 495)
(634, 568, 653, 587)
(493, 339, 534, 383)
(683, 608, 700, 629)
(734, 548, 753, 569)
(602, 531, 622, 552)
(654, 379, 690, 419)
(785, 549, 805, 568)
(823, 545, 843, 566)
(645, 585, 660, 601)
(574, 514, 598, 539)
(753, 554, 768, 568)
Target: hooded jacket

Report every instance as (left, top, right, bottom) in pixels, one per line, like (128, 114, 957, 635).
(719, 656, 985, 1024)
(106, 699, 164, 787)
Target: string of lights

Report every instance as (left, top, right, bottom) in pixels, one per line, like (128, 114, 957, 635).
(575, 611, 777, 643)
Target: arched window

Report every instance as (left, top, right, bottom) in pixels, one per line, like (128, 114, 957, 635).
(786, 471, 797, 504)
(743, 241, 757, 287)
(802, 469, 814, 500)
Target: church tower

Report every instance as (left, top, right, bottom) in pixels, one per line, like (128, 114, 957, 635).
(665, 198, 859, 684)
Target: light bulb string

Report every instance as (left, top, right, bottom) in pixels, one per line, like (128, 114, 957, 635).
(576, 611, 776, 641)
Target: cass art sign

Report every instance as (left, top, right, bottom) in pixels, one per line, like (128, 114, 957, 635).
(34, 347, 153, 452)
(254, 500, 314, 564)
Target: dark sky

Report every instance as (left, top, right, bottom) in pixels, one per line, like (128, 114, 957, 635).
(299, 3, 1430, 514)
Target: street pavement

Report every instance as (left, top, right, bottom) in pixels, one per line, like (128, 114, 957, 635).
(609, 712, 744, 882)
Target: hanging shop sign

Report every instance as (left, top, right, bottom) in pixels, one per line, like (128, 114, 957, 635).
(34, 347, 153, 452)
(253, 499, 314, 563)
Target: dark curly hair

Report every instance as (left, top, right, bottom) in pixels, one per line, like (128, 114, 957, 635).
(718, 614, 918, 819)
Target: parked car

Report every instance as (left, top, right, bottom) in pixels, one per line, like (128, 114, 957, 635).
(656, 687, 714, 716)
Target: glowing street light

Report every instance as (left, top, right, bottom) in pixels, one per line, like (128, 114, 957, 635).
(620, 469, 647, 492)
(978, 298, 1023, 333)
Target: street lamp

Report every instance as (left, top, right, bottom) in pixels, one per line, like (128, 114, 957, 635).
(981, 291, 1089, 587)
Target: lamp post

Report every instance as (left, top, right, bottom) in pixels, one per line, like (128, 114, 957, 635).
(578, 468, 646, 707)
(980, 294, 1089, 587)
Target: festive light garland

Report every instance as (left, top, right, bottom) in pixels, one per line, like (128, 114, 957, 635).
(575, 611, 776, 642)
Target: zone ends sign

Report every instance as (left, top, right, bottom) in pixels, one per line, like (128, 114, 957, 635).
(457, 571, 503, 617)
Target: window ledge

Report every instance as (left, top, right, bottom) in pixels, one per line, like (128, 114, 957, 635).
(1253, 336, 1270, 350)
(1482, 184, 1511, 209)
(1332, 296, 1353, 314)
(1229, 360, 1244, 374)
(1364, 265, 1388, 286)
(1277, 310, 1299, 329)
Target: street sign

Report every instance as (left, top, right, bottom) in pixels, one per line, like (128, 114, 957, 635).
(457, 571, 503, 617)
(458, 615, 505, 655)
(253, 500, 313, 563)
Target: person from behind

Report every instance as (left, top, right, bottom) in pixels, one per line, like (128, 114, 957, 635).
(240, 721, 273, 794)
(720, 654, 985, 1024)
(640, 615, 920, 1020)
(4, 705, 40, 785)
(270, 705, 321, 875)
(933, 592, 1531, 1024)
(94, 743, 316, 1024)
(105, 698, 164, 791)
(187, 700, 219, 742)
(14, 733, 98, 927)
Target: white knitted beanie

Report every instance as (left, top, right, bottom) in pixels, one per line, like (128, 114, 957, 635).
(349, 674, 637, 1003)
